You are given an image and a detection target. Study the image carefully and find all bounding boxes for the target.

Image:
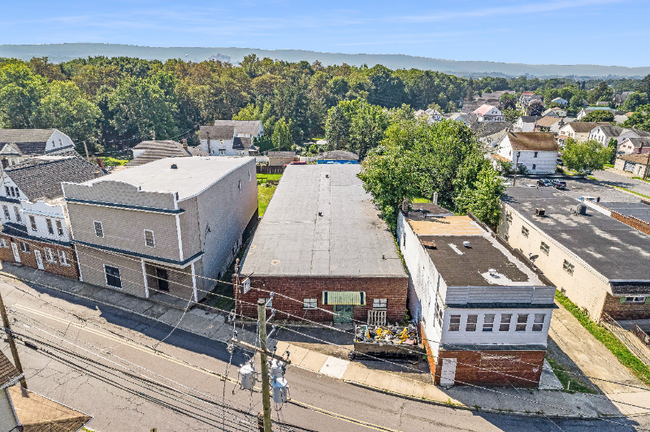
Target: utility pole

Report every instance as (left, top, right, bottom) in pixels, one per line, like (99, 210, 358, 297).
(258, 299, 272, 432)
(512, 151, 521, 187)
(644, 153, 650, 181)
(0, 291, 26, 388)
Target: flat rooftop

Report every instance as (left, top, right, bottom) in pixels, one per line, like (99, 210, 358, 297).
(600, 201, 650, 223)
(407, 215, 546, 287)
(241, 165, 406, 277)
(82, 156, 253, 201)
(504, 188, 650, 281)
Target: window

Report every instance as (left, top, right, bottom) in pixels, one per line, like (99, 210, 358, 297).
(563, 259, 574, 275)
(44, 248, 56, 263)
(483, 314, 495, 332)
(144, 230, 155, 248)
(373, 299, 387, 309)
(238, 180, 242, 192)
(622, 296, 646, 303)
(56, 220, 64, 236)
(94, 221, 104, 238)
(303, 298, 317, 309)
(540, 241, 550, 255)
(2, 205, 9, 220)
(29, 215, 37, 231)
(521, 226, 529, 238)
(4, 186, 9, 196)
(534, 152, 538, 158)
(449, 315, 461, 332)
(248, 169, 252, 181)
(516, 314, 529, 331)
(58, 250, 70, 266)
(219, 149, 226, 155)
(19, 242, 29, 253)
(506, 212, 512, 223)
(46, 218, 54, 235)
(0, 239, 7, 248)
(532, 314, 545, 332)
(104, 265, 122, 288)
(532, 164, 536, 170)
(13, 206, 21, 223)
(220, 139, 224, 145)
(466, 314, 478, 332)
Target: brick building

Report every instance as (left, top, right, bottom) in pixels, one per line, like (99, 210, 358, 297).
(236, 164, 408, 323)
(498, 188, 650, 320)
(397, 204, 556, 387)
(0, 156, 103, 278)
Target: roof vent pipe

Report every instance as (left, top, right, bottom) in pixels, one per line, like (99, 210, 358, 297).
(463, 241, 471, 248)
(171, 164, 178, 169)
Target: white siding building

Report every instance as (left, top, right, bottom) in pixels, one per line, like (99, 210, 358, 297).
(496, 131, 559, 174)
(473, 104, 505, 122)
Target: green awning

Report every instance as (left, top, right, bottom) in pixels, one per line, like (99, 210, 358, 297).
(322, 291, 365, 306)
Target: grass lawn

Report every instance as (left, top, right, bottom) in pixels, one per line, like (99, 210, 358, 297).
(633, 176, 650, 183)
(545, 358, 597, 394)
(257, 173, 282, 183)
(258, 184, 277, 216)
(613, 186, 650, 200)
(555, 291, 650, 386)
(604, 163, 614, 169)
(412, 197, 431, 203)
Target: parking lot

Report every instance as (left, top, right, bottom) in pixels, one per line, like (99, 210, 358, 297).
(514, 177, 642, 203)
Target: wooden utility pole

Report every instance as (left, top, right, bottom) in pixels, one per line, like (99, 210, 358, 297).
(0, 291, 26, 388)
(258, 299, 272, 432)
(512, 151, 521, 186)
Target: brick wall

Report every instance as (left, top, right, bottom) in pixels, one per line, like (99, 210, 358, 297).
(434, 348, 545, 387)
(611, 211, 650, 236)
(0, 235, 79, 279)
(602, 293, 650, 320)
(235, 275, 408, 323)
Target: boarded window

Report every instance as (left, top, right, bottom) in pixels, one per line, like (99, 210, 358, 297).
(466, 314, 478, 332)
(449, 315, 461, 332)
(322, 291, 365, 306)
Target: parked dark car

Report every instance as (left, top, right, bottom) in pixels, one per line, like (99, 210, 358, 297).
(552, 180, 567, 190)
(537, 179, 553, 187)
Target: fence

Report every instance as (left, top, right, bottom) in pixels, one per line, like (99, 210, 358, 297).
(632, 324, 650, 347)
(256, 165, 285, 175)
(601, 313, 650, 367)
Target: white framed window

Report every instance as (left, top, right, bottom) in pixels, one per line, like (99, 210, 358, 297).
(0, 238, 7, 248)
(483, 314, 495, 332)
(104, 265, 122, 289)
(58, 250, 70, 267)
(532, 314, 545, 332)
(94, 221, 104, 238)
(449, 315, 461, 332)
(19, 242, 29, 253)
(56, 220, 64, 236)
(29, 215, 37, 231)
(373, 299, 387, 309)
(144, 230, 155, 248)
(516, 314, 529, 332)
(622, 296, 646, 304)
(13, 206, 21, 223)
(44, 248, 56, 263)
(46, 218, 54, 235)
(563, 259, 574, 275)
(521, 226, 529, 238)
(466, 314, 478, 332)
(303, 298, 317, 309)
(499, 313, 512, 331)
(540, 241, 550, 255)
(506, 212, 512, 223)
(2, 205, 9, 220)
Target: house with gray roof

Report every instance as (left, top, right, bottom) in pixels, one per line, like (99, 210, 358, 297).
(210, 120, 263, 156)
(496, 131, 559, 174)
(618, 137, 650, 155)
(0, 129, 78, 167)
(0, 156, 104, 279)
(127, 140, 207, 167)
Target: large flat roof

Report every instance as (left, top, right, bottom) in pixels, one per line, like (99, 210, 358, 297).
(82, 156, 254, 201)
(406, 215, 546, 287)
(601, 201, 650, 223)
(503, 188, 650, 281)
(240, 165, 406, 277)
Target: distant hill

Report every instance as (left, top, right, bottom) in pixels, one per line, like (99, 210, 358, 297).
(1, 43, 649, 78)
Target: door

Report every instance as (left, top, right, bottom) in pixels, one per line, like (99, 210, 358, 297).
(333, 305, 353, 324)
(155, 268, 169, 292)
(10, 243, 20, 263)
(34, 250, 44, 270)
(439, 358, 457, 387)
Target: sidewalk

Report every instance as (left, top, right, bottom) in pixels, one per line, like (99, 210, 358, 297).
(2, 263, 650, 419)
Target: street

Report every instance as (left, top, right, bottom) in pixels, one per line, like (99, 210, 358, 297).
(591, 169, 650, 198)
(1, 274, 648, 431)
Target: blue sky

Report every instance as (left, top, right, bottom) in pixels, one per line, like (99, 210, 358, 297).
(2, 0, 649, 66)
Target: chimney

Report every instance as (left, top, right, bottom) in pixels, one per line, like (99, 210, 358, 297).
(97, 158, 104, 168)
(206, 131, 212, 155)
(401, 198, 409, 215)
(433, 192, 438, 205)
(182, 138, 188, 149)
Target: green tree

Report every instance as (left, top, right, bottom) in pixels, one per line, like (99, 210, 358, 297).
(503, 108, 520, 122)
(32, 81, 103, 154)
(271, 117, 293, 150)
(349, 102, 389, 159)
(588, 82, 613, 104)
(0, 62, 46, 128)
(623, 104, 650, 132)
(325, 104, 354, 150)
(581, 110, 615, 122)
(607, 138, 618, 164)
(621, 92, 648, 112)
(527, 100, 544, 116)
(500, 93, 517, 111)
(561, 138, 612, 172)
(455, 165, 505, 227)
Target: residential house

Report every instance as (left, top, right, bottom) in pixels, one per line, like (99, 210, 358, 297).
(519, 92, 538, 107)
(498, 187, 650, 320)
(0, 129, 78, 167)
(542, 107, 567, 118)
(514, 116, 541, 132)
(473, 104, 505, 122)
(534, 116, 564, 134)
(397, 204, 555, 387)
(557, 122, 607, 144)
(551, 97, 568, 106)
(615, 153, 650, 178)
(198, 126, 236, 156)
(236, 164, 408, 323)
(618, 137, 650, 155)
(588, 125, 625, 146)
(213, 120, 263, 156)
(316, 150, 359, 164)
(448, 113, 477, 127)
(576, 107, 617, 120)
(127, 140, 207, 167)
(0, 156, 103, 279)
(614, 92, 633, 107)
(63, 157, 258, 306)
(541, 109, 559, 118)
(415, 108, 444, 123)
(496, 131, 559, 174)
(0, 349, 92, 432)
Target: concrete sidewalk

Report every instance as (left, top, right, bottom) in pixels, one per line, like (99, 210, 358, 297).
(2, 263, 649, 420)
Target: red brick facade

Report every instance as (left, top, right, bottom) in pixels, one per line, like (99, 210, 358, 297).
(434, 348, 545, 387)
(611, 211, 650, 236)
(0, 234, 79, 280)
(602, 293, 650, 320)
(234, 275, 408, 323)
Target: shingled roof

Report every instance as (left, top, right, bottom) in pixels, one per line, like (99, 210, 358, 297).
(619, 153, 650, 165)
(126, 140, 207, 167)
(232, 137, 254, 150)
(199, 126, 235, 140)
(535, 116, 562, 127)
(6, 156, 103, 201)
(0, 129, 73, 155)
(9, 386, 92, 432)
(213, 120, 262, 135)
(505, 131, 559, 152)
(564, 122, 607, 133)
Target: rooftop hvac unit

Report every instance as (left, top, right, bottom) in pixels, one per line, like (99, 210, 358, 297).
(535, 208, 545, 216)
(575, 203, 587, 215)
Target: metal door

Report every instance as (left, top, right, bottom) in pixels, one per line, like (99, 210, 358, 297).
(155, 268, 169, 292)
(10, 243, 20, 263)
(439, 358, 457, 386)
(333, 305, 353, 324)
(34, 250, 44, 270)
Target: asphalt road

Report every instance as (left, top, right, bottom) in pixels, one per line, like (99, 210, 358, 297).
(591, 169, 650, 198)
(1, 276, 649, 431)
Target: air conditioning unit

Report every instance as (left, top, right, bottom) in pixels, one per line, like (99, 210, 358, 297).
(535, 208, 545, 216)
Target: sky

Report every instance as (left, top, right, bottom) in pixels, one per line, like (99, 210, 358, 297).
(2, 0, 649, 67)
